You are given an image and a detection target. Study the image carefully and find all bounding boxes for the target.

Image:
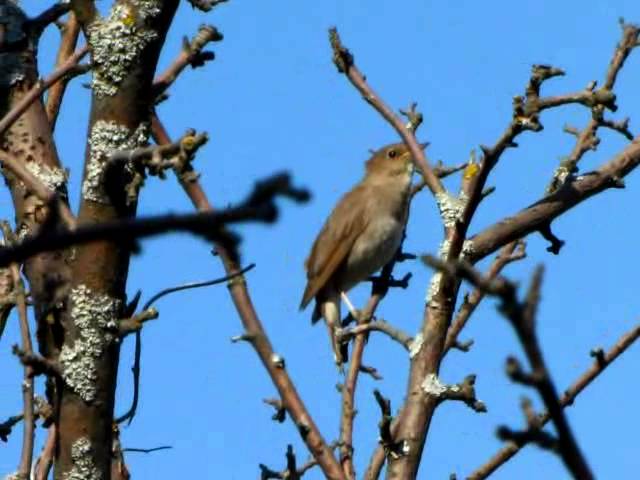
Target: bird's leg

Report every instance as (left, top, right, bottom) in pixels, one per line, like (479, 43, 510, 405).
(321, 294, 345, 373)
(340, 291, 359, 320)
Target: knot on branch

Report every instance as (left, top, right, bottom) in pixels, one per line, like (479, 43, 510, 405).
(513, 95, 542, 132)
(329, 27, 353, 73)
(12, 345, 61, 378)
(422, 373, 487, 413)
(399, 102, 424, 133)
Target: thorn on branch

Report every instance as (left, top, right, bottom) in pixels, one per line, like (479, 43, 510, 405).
(452, 339, 474, 352)
(263, 398, 286, 423)
(230, 333, 256, 343)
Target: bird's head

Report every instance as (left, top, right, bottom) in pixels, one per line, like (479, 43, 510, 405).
(364, 142, 424, 183)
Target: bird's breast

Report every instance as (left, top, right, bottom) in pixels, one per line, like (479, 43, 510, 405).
(339, 214, 404, 291)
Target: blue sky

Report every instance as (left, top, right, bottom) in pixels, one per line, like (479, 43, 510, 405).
(2, 1, 640, 478)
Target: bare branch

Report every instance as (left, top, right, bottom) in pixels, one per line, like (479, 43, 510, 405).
(426, 258, 593, 479)
(153, 25, 223, 97)
(444, 240, 526, 355)
(151, 115, 344, 478)
(0, 46, 89, 137)
(10, 264, 35, 478)
(328, 27, 444, 196)
(33, 425, 56, 480)
(46, 12, 81, 129)
(468, 322, 640, 479)
(116, 264, 257, 425)
(337, 319, 412, 351)
(0, 173, 309, 268)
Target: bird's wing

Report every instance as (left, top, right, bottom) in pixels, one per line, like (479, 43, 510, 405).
(299, 185, 369, 310)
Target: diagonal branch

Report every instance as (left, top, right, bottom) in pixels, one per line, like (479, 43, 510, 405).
(151, 114, 345, 479)
(425, 257, 593, 480)
(0, 173, 309, 268)
(468, 322, 640, 479)
(328, 27, 444, 197)
(0, 46, 89, 137)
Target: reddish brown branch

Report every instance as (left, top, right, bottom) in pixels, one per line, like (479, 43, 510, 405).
(152, 25, 222, 97)
(33, 425, 56, 480)
(151, 114, 345, 480)
(10, 264, 35, 478)
(427, 258, 593, 479)
(468, 137, 640, 263)
(468, 322, 640, 479)
(46, 12, 81, 130)
(328, 27, 444, 197)
(0, 151, 76, 229)
(339, 293, 384, 479)
(0, 46, 89, 136)
(444, 241, 526, 354)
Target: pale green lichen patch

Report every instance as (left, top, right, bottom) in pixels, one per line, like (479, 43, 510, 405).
(59, 285, 121, 403)
(63, 437, 101, 480)
(421, 373, 449, 397)
(435, 191, 467, 227)
(87, 0, 161, 97)
(408, 333, 423, 358)
(84, 120, 149, 204)
(24, 161, 68, 195)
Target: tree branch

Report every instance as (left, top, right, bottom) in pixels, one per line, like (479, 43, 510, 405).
(328, 27, 444, 196)
(425, 258, 593, 479)
(468, 321, 640, 479)
(151, 115, 345, 479)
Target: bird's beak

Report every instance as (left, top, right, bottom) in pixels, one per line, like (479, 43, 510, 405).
(420, 142, 430, 150)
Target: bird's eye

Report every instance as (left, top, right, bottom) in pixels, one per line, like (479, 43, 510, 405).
(388, 149, 397, 159)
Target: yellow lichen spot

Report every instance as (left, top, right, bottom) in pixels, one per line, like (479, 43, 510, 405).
(121, 8, 136, 27)
(181, 135, 197, 151)
(463, 162, 480, 180)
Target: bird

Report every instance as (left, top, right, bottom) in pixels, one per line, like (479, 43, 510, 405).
(300, 142, 416, 368)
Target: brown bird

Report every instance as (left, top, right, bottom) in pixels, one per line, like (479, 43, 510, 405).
(300, 143, 415, 367)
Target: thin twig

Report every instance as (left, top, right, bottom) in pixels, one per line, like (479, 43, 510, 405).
(46, 12, 81, 129)
(116, 264, 256, 425)
(0, 46, 89, 136)
(444, 240, 526, 354)
(468, 322, 640, 479)
(33, 425, 56, 480)
(152, 24, 222, 97)
(328, 27, 444, 196)
(426, 258, 593, 479)
(10, 264, 35, 478)
(0, 174, 308, 268)
(151, 114, 344, 479)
